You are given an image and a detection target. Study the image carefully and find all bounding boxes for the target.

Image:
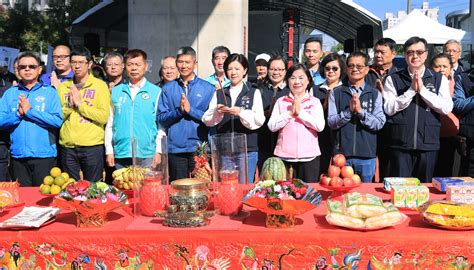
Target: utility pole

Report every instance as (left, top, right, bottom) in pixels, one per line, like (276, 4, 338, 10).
(407, 0, 411, 14)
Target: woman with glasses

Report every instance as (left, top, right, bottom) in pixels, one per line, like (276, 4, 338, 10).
(268, 64, 325, 182)
(0, 52, 63, 186)
(314, 53, 346, 175)
(258, 56, 290, 172)
(202, 54, 265, 183)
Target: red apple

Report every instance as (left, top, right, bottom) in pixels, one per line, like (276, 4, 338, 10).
(341, 166, 354, 178)
(352, 174, 362, 185)
(330, 176, 343, 187)
(343, 177, 354, 186)
(332, 154, 346, 167)
(320, 174, 331, 186)
(327, 165, 341, 178)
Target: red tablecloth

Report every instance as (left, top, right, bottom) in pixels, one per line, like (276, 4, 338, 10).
(0, 184, 472, 269)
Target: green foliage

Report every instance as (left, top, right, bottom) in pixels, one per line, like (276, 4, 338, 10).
(331, 43, 344, 52)
(0, 0, 100, 51)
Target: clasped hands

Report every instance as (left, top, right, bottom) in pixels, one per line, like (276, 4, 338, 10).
(216, 104, 241, 116)
(68, 84, 82, 107)
(288, 96, 302, 116)
(349, 93, 363, 114)
(17, 94, 31, 116)
(411, 71, 424, 93)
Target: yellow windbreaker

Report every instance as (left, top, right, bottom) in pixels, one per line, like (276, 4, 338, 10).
(57, 74, 110, 147)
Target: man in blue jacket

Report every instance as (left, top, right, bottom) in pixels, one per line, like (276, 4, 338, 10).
(0, 52, 63, 186)
(40, 45, 74, 88)
(105, 49, 164, 169)
(158, 47, 214, 181)
(328, 52, 386, 182)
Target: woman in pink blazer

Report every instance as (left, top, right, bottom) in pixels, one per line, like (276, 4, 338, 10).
(268, 64, 325, 182)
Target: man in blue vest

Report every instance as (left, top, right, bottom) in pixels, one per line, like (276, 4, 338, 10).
(453, 69, 474, 176)
(384, 36, 453, 182)
(328, 52, 386, 182)
(105, 49, 163, 169)
(157, 47, 214, 181)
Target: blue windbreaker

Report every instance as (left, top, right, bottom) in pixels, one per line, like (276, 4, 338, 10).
(157, 75, 214, 153)
(0, 82, 63, 158)
(110, 80, 161, 158)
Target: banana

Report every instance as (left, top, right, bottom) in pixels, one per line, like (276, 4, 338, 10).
(112, 168, 128, 178)
(61, 179, 74, 190)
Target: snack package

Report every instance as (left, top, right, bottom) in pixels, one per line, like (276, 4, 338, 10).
(392, 186, 430, 209)
(447, 185, 474, 204)
(0, 181, 20, 206)
(420, 201, 474, 228)
(344, 192, 386, 218)
(326, 212, 365, 228)
(384, 177, 420, 192)
(432, 177, 474, 192)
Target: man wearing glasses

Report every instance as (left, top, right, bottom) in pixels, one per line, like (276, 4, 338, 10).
(57, 46, 110, 182)
(443, 39, 464, 78)
(383, 36, 453, 182)
(40, 45, 74, 89)
(0, 52, 63, 186)
(328, 52, 386, 183)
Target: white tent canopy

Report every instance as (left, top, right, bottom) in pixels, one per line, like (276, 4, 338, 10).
(383, 9, 471, 44)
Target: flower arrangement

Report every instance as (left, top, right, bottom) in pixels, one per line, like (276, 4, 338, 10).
(52, 180, 128, 227)
(250, 179, 309, 200)
(243, 169, 322, 228)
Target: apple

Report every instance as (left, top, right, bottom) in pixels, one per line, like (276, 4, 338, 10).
(332, 154, 346, 168)
(330, 176, 343, 187)
(320, 174, 331, 186)
(352, 174, 362, 185)
(327, 165, 341, 178)
(343, 177, 354, 187)
(341, 166, 354, 178)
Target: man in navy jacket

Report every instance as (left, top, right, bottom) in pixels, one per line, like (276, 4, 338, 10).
(157, 47, 214, 181)
(383, 36, 453, 182)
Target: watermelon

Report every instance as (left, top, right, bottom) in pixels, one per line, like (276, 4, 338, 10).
(261, 157, 286, 180)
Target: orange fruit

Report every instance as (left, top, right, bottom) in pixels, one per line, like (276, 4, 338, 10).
(39, 184, 51, 195)
(43, 175, 54, 185)
(50, 185, 61, 195)
(60, 172, 69, 181)
(54, 175, 66, 187)
(50, 167, 62, 178)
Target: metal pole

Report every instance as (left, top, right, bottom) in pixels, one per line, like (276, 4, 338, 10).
(407, 0, 411, 14)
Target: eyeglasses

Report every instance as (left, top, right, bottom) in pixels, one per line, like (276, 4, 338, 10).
(18, 64, 39, 70)
(406, 50, 426, 56)
(347, 64, 366, 70)
(71, 60, 89, 66)
(324, 66, 339, 72)
(269, 68, 285, 72)
(53, 55, 70, 60)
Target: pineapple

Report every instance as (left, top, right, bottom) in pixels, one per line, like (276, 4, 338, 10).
(192, 141, 212, 181)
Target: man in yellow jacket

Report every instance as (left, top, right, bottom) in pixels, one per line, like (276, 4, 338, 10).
(57, 46, 110, 182)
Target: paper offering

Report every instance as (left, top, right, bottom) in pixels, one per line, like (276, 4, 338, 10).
(0, 207, 60, 229)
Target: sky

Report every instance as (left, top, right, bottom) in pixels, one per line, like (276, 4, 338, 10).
(316, 0, 470, 50)
(353, 0, 470, 24)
